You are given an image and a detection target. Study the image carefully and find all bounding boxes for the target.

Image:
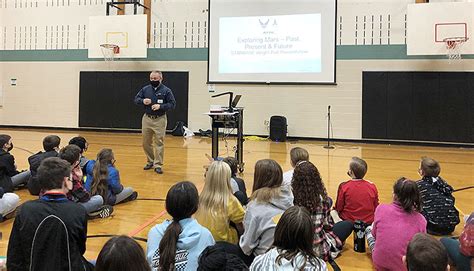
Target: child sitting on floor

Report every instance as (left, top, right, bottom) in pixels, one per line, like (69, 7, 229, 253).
(416, 157, 459, 235)
(335, 157, 379, 224)
(366, 177, 427, 271)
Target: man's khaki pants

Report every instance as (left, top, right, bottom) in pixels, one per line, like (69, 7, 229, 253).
(142, 114, 167, 168)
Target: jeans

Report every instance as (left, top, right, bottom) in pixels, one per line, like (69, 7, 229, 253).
(440, 237, 472, 271)
(11, 170, 31, 187)
(79, 195, 104, 214)
(333, 220, 353, 243)
(114, 187, 134, 205)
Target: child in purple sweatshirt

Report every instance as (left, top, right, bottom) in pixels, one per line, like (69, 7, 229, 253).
(366, 178, 427, 271)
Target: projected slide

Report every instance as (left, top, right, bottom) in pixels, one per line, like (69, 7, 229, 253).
(218, 14, 321, 74)
(208, 0, 336, 83)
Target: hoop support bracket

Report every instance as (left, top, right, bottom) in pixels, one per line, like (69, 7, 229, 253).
(106, 1, 148, 15)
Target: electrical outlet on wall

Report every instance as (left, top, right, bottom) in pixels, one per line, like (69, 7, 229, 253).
(208, 84, 215, 93)
(264, 120, 270, 131)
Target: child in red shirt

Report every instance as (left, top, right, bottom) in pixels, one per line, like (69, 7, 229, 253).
(335, 157, 379, 224)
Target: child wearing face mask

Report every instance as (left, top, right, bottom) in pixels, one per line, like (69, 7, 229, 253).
(334, 157, 379, 224)
(0, 134, 31, 191)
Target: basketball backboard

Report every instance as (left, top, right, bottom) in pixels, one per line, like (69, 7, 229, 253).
(407, 2, 473, 56)
(88, 15, 148, 59)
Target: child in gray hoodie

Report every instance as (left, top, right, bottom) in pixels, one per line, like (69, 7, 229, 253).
(239, 159, 294, 258)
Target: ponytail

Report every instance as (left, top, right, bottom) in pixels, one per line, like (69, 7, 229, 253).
(393, 177, 422, 213)
(91, 149, 114, 202)
(158, 220, 182, 270)
(156, 181, 199, 271)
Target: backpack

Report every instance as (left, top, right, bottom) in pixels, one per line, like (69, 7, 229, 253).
(171, 121, 186, 136)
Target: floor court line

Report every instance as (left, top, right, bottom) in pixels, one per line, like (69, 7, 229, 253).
(127, 182, 205, 237)
(127, 209, 168, 237)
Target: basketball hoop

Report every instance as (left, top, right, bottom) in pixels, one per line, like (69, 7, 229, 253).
(100, 44, 120, 62)
(443, 37, 468, 60)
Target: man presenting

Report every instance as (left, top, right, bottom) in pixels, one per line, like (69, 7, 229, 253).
(134, 70, 176, 174)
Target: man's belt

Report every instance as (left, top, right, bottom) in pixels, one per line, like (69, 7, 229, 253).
(146, 114, 162, 119)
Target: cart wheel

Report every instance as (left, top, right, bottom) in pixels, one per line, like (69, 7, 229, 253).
(238, 163, 245, 173)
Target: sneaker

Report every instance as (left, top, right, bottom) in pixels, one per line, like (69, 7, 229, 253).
(154, 167, 163, 174)
(88, 205, 114, 219)
(123, 191, 138, 203)
(143, 164, 153, 170)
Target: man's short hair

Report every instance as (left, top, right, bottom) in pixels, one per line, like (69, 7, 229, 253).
(43, 135, 61, 152)
(290, 147, 309, 167)
(38, 157, 71, 191)
(68, 136, 88, 153)
(350, 157, 368, 179)
(150, 70, 162, 76)
(420, 157, 441, 177)
(59, 145, 81, 165)
(0, 134, 11, 148)
(406, 233, 448, 271)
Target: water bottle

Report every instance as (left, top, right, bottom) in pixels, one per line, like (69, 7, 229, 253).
(353, 220, 366, 253)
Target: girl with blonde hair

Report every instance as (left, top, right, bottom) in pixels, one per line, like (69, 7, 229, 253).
(195, 160, 245, 244)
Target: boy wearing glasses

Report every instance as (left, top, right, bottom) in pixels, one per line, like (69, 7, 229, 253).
(7, 157, 94, 271)
(59, 145, 113, 219)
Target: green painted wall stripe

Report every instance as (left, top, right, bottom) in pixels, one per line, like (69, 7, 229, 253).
(337, 45, 474, 59)
(0, 46, 473, 62)
(0, 48, 208, 62)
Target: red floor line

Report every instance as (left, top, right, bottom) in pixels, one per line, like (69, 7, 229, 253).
(127, 182, 205, 237)
(127, 210, 168, 237)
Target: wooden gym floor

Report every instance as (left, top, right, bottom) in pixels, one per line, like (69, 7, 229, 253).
(0, 128, 472, 270)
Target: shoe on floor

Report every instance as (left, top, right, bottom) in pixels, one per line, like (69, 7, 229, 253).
(129, 191, 138, 201)
(88, 205, 114, 219)
(154, 167, 163, 174)
(143, 164, 153, 170)
(122, 191, 138, 203)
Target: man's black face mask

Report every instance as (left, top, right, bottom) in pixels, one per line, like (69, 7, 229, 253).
(150, 81, 160, 88)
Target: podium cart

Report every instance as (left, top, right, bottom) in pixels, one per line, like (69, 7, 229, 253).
(206, 107, 244, 172)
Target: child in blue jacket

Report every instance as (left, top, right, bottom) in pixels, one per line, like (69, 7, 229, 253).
(85, 149, 137, 205)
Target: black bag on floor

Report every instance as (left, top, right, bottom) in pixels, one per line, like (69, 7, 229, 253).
(269, 116, 287, 142)
(171, 121, 186, 136)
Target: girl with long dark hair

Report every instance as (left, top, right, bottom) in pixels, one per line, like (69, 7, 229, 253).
(291, 161, 353, 261)
(84, 149, 137, 205)
(250, 206, 327, 271)
(147, 181, 215, 271)
(96, 235, 150, 271)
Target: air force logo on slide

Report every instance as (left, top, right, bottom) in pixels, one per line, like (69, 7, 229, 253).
(259, 18, 278, 29)
(259, 18, 269, 28)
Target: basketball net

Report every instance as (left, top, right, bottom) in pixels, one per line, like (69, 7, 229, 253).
(100, 44, 120, 62)
(443, 37, 468, 60)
